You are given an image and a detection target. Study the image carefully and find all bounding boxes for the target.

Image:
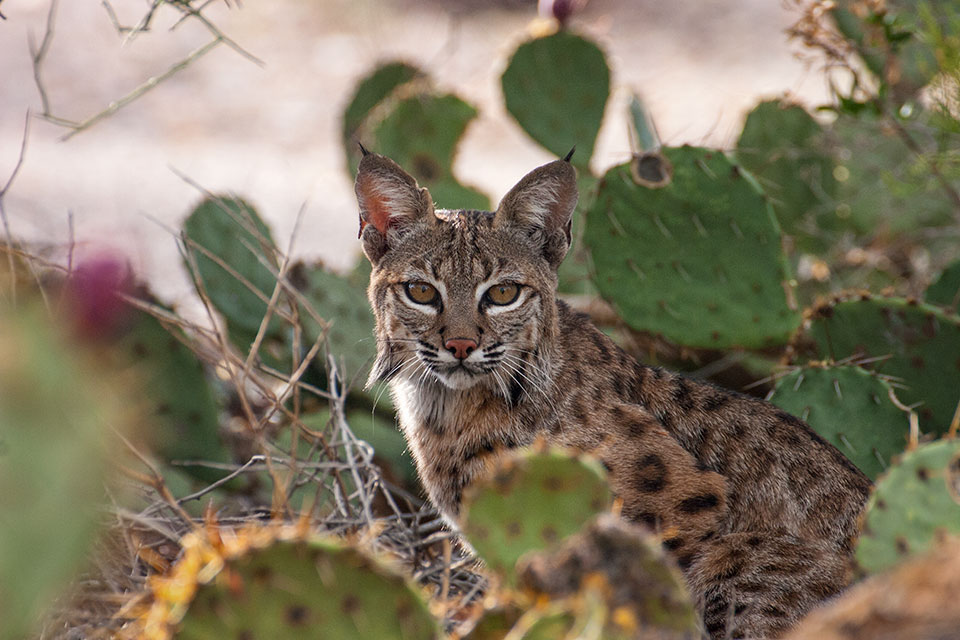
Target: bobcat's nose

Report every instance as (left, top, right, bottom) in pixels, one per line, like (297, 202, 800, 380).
(444, 337, 478, 360)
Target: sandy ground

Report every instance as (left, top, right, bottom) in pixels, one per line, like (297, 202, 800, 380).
(0, 0, 830, 310)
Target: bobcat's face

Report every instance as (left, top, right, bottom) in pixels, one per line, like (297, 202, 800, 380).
(369, 216, 555, 394)
(355, 152, 578, 400)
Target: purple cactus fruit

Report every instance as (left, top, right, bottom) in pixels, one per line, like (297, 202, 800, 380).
(539, 0, 579, 26)
(66, 255, 133, 341)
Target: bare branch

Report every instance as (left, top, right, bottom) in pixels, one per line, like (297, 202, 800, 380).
(29, 0, 64, 122)
(60, 37, 222, 141)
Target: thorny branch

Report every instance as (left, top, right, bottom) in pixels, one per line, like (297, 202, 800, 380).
(31, 0, 262, 141)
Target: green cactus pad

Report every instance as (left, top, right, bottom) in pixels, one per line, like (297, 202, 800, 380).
(460, 448, 612, 584)
(342, 61, 422, 175)
(736, 101, 838, 253)
(856, 438, 960, 574)
(372, 93, 489, 210)
(177, 538, 438, 639)
(183, 196, 283, 356)
(584, 145, 802, 349)
(501, 31, 610, 168)
(300, 264, 376, 384)
(926, 260, 960, 310)
(805, 297, 960, 432)
(115, 310, 229, 482)
(767, 365, 911, 479)
(0, 310, 115, 640)
(467, 605, 576, 640)
(518, 515, 698, 636)
(556, 173, 600, 296)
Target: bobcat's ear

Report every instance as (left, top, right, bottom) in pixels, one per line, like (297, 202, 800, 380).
(355, 152, 434, 264)
(494, 158, 578, 268)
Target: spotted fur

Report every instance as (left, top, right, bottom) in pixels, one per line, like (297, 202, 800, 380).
(355, 153, 871, 639)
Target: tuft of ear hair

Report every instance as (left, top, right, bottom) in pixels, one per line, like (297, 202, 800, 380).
(355, 152, 434, 262)
(493, 158, 578, 267)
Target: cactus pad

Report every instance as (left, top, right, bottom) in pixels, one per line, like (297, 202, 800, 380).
(855, 438, 960, 574)
(115, 309, 228, 482)
(767, 365, 911, 479)
(372, 93, 489, 210)
(154, 527, 438, 639)
(300, 264, 376, 383)
(584, 145, 802, 349)
(517, 514, 698, 636)
(183, 196, 283, 356)
(342, 61, 421, 175)
(926, 260, 960, 310)
(501, 31, 610, 168)
(0, 309, 116, 640)
(804, 296, 960, 432)
(460, 448, 612, 583)
(736, 100, 838, 252)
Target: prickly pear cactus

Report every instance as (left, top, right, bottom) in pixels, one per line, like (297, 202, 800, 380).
(926, 260, 960, 310)
(584, 145, 802, 349)
(804, 296, 960, 431)
(517, 515, 699, 638)
(0, 309, 116, 640)
(466, 604, 575, 640)
(736, 100, 838, 252)
(372, 93, 489, 210)
(855, 438, 960, 574)
(342, 61, 422, 175)
(501, 30, 610, 169)
(115, 310, 229, 482)
(183, 196, 284, 357)
(141, 525, 438, 640)
(767, 365, 911, 479)
(460, 447, 612, 584)
(300, 264, 376, 383)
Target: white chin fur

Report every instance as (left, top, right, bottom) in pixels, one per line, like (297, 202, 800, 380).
(434, 368, 482, 390)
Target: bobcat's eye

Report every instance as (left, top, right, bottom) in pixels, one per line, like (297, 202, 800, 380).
(485, 283, 520, 306)
(405, 281, 439, 305)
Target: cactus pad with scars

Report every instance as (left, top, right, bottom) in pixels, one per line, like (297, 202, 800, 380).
(501, 31, 610, 169)
(164, 529, 438, 640)
(183, 196, 283, 356)
(460, 448, 612, 584)
(767, 365, 911, 479)
(584, 145, 801, 349)
(855, 438, 960, 574)
(804, 296, 960, 432)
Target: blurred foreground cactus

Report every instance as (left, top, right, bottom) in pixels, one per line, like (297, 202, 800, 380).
(0, 304, 120, 640)
(132, 524, 439, 640)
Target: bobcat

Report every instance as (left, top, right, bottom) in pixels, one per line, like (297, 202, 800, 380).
(354, 149, 871, 639)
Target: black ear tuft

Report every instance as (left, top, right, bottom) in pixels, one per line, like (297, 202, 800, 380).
(358, 142, 371, 157)
(563, 146, 576, 163)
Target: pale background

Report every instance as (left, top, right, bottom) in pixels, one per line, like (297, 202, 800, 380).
(0, 0, 829, 310)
